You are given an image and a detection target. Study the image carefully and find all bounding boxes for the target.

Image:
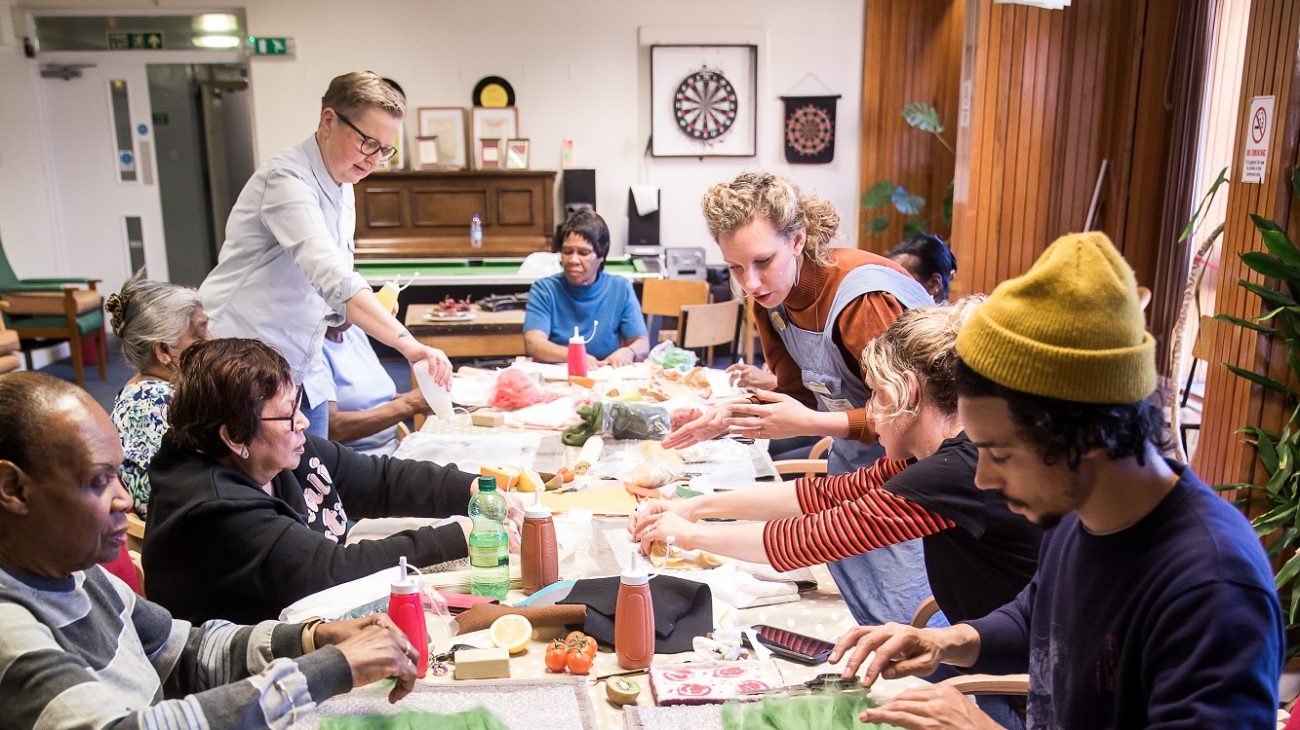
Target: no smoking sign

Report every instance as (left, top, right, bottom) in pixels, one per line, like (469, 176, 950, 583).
(1243, 96, 1274, 184)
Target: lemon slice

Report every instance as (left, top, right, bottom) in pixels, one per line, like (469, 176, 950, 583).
(489, 614, 533, 654)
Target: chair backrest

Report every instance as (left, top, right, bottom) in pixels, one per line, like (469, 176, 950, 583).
(1137, 285, 1152, 312)
(641, 278, 709, 319)
(679, 299, 742, 349)
(1193, 314, 1218, 362)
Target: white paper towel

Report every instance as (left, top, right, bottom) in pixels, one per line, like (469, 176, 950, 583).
(631, 184, 660, 215)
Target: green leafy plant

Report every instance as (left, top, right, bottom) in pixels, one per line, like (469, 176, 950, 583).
(861, 102, 955, 239)
(1215, 166, 1300, 655)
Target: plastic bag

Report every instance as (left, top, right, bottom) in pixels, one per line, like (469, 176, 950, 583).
(488, 367, 547, 410)
(561, 400, 673, 445)
(648, 339, 697, 372)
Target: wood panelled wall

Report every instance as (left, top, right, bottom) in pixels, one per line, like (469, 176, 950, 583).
(950, 0, 1192, 326)
(1192, 0, 1300, 488)
(857, 0, 964, 251)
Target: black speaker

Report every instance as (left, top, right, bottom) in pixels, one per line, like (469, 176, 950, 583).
(627, 189, 660, 247)
(562, 169, 596, 217)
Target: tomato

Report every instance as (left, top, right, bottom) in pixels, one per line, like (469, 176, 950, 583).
(564, 631, 586, 645)
(566, 646, 594, 675)
(580, 636, 598, 659)
(544, 639, 569, 673)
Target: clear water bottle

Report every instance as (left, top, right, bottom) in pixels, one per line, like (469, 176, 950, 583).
(470, 213, 484, 249)
(468, 476, 509, 599)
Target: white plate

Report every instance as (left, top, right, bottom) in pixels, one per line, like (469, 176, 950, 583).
(423, 310, 475, 322)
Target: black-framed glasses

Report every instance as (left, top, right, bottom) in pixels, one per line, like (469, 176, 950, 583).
(336, 111, 398, 161)
(260, 385, 305, 430)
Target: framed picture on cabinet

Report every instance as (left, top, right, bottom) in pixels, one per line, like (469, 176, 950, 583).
(415, 107, 468, 169)
(470, 106, 518, 168)
(504, 138, 530, 169)
(650, 44, 757, 157)
(414, 136, 441, 169)
(478, 138, 503, 169)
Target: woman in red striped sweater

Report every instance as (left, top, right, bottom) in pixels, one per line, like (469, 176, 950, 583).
(630, 297, 1042, 628)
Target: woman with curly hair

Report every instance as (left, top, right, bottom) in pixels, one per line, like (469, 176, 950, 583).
(662, 172, 936, 627)
(105, 270, 210, 518)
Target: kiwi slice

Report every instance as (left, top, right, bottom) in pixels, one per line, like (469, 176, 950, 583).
(606, 676, 641, 705)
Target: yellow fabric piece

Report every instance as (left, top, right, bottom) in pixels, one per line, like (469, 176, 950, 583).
(648, 540, 729, 570)
(955, 231, 1156, 403)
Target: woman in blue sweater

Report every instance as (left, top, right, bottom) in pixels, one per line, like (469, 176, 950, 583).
(523, 210, 649, 367)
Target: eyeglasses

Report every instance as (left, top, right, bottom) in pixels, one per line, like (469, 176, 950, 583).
(335, 111, 398, 161)
(260, 385, 306, 430)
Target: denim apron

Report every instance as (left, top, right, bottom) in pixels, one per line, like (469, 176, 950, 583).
(768, 264, 937, 626)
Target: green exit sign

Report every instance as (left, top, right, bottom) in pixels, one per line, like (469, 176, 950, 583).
(249, 36, 294, 57)
(108, 31, 164, 50)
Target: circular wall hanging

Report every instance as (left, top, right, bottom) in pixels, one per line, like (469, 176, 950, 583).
(785, 103, 834, 156)
(473, 76, 515, 108)
(673, 68, 738, 141)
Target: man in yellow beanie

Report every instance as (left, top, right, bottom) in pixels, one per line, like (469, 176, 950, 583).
(829, 232, 1283, 729)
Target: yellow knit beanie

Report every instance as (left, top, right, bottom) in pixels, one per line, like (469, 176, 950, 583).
(955, 232, 1156, 404)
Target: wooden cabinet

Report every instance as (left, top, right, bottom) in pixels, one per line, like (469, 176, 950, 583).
(353, 169, 556, 259)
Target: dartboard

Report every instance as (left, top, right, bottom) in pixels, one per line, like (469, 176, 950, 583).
(785, 104, 834, 156)
(673, 69, 738, 141)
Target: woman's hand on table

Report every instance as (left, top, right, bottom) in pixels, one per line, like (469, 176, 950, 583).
(404, 345, 453, 389)
(858, 685, 1003, 729)
(661, 407, 728, 450)
(599, 346, 636, 368)
(630, 510, 698, 554)
(627, 497, 698, 537)
(325, 616, 420, 703)
(726, 363, 778, 390)
(723, 389, 815, 440)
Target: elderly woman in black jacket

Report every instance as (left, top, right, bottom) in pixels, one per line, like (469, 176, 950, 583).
(144, 338, 504, 625)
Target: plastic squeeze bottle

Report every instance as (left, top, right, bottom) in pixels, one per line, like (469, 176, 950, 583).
(387, 556, 429, 678)
(614, 546, 655, 669)
(567, 326, 588, 378)
(521, 489, 558, 595)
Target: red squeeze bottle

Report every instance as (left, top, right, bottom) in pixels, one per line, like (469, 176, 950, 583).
(522, 490, 558, 595)
(615, 547, 655, 669)
(567, 326, 588, 378)
(387, 557, 429, 678)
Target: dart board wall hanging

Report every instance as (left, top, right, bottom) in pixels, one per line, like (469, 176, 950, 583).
(782, 94, 840, 164)
(651, 44, 757, 157)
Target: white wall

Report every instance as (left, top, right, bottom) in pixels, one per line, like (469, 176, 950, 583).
(1, 0, 865, 274)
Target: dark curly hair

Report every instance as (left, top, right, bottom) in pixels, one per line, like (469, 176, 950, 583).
(954, 358, 1169, 470)
(168, 338, 293, 456)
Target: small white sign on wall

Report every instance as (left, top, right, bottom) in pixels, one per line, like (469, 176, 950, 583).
(1242, 95, 1275, 184)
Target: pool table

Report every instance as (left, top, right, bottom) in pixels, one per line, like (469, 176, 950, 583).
(355, 256, 655, 288)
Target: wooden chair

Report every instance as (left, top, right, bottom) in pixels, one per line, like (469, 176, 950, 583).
(126, 512, 146, 555)
(678, 299, 743, 367)
(0, 302, 20, 375)
(641, 278, 709, 344)
(0, 236, 107, 386)
(772, 436, 832, 480)
(1137, 285, 1152, 312)
(910, 595, 1029, 697)
(1179, 314, 1219, 453)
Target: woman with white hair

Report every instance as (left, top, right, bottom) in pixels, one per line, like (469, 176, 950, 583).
(105, 271, 210, 518)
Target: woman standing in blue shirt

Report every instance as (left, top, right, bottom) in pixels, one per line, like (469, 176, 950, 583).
(523, 210, 649, 367)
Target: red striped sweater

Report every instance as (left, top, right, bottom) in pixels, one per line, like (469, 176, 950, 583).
(762, 457, 957, 572)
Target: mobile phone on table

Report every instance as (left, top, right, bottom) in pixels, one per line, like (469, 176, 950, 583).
(742, 624, 835, 665)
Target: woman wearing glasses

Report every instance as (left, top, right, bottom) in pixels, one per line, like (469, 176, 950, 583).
(662, 172, 936, 628)
(142, 338, 510, 625)
(198, 71, 451, 440)
(522, 209, 649, 366)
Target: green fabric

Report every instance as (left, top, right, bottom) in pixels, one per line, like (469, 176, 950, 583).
(319, 707, 510, 730)
(721, 691, 903, 730)
(3, 308, 103, 333)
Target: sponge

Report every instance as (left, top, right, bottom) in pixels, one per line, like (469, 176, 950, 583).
(453, 647, 512, 680)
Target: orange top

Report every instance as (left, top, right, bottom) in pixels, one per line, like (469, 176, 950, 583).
(753, 248, 910, 444)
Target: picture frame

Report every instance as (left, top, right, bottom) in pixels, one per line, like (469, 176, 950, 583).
(478, 138, 503, 169)
(415, 107, 468, 169)
(414, 136, 441, 169)
(650, 44, 758, 157)
(470, 107, 518, 169)
(504, 138, 530, 169)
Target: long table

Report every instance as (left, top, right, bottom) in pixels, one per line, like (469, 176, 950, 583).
(406, 304, 526, 359)
(358, 256, 656, 288)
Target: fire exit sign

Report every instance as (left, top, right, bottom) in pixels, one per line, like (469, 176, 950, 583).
(249, 36, 294, 57)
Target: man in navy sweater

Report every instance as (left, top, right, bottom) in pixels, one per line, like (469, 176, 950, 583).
(830, 232, 1284, 729)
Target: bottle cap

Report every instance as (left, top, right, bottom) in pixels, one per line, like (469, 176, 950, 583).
(570, 326, 584, 345)
(621, 544, 649, 586)
(524, 487, 551, 519)
(391, 556, 419, 595)
(479, 476, 498, 492)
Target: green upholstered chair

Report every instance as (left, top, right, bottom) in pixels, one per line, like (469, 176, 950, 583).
(0, 236, 107, 386)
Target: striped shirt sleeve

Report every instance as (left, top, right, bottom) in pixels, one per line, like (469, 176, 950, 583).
(765, 464, 957, 572)
(794, 457, 910, 512)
